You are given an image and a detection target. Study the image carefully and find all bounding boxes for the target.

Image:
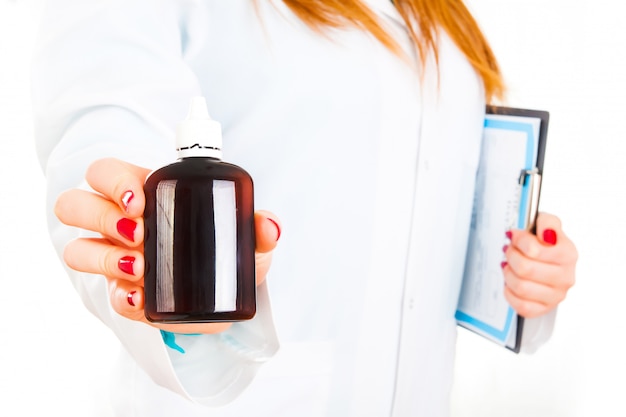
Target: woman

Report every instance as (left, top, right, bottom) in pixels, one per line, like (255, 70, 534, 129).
(31, 0, 577, 415)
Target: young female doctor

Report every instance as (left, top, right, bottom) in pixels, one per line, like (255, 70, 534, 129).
(32, 0, 578, 416)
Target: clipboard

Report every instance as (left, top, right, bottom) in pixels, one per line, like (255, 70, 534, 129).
(455, 105, 549, 353)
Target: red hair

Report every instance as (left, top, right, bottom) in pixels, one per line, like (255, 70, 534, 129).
(282, 0, 504, 102)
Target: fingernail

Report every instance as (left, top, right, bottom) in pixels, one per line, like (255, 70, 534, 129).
(505, 230, 512, 240)
(127, 291, 136, 307)
(122, 191, 134, 213)
(543, 228, 557, 245)
(501, 261, 508, 269)
(117, 218, 137, 242)
(118, 256, 135, 275)
(267, 218, 281, 241)
(502, 245, 509, 253)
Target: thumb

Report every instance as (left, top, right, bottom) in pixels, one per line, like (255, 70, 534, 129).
(254, 210, 282, 253)
(535, 212, 562, 246)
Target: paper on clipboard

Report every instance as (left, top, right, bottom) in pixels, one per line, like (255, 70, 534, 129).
(455, 106, 549, 353)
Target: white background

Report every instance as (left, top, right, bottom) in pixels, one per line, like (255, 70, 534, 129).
(1, 0, 624, 415)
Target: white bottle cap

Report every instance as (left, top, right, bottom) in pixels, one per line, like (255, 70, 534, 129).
(176, 96, 223, 159)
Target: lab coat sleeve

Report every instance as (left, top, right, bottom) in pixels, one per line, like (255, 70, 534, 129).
(520, 308, 557, 354)
(31, 0, 279, 406)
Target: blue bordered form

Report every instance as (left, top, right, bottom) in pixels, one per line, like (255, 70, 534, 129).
(455, 114, 541, 347)
(485, 119, 538, 230)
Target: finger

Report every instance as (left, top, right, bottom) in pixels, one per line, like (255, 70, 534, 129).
(85, 157, 151, 218)
(107, 277, 147, 322)
(156, 321, 233, 334)
(108, 279, 233, 334)
(503, 285, 553, 319)
(535, 212, 579, 264)
(55, 189, 143, 246)
(255, 251, 273, 286)
(502, 263, 564, 305)
(253, 210, 281, 286)
(254, 210, 281, 253)
(507, 228, 556, 264)
(535, 212, 562, 244)
(64, 238, 144, 281)
(508, 230, 578, 268)
(504, 245, 564, 286)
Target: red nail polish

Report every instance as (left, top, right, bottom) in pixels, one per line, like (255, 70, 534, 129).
(127, 291, 136, 307)
(505, 230, 512, 240)
(117, 218, 137, 242)
(501, 261, 508, 269)
(267, 218, 281, 241)
(502, 245, 509, 253)
(543, 229, 557, 245)
(118, 256, 135, 275)
(122, 191, 134, 213)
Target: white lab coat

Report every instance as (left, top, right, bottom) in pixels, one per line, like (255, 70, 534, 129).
(31, 0, 555, 416)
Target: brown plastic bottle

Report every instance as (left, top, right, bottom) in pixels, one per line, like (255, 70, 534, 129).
(143, 97, 255, 323)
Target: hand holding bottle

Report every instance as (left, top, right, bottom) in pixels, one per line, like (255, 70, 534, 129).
(54, 157, 281, 334)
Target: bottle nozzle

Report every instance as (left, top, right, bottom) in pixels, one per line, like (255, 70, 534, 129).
(187, 96, 211, 120)
(175, 96, 223, 159)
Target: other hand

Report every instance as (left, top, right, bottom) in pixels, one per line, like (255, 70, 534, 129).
(502, 212, 577, 318)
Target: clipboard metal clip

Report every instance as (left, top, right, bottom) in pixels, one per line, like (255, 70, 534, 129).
(518, 168, 542, 234)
